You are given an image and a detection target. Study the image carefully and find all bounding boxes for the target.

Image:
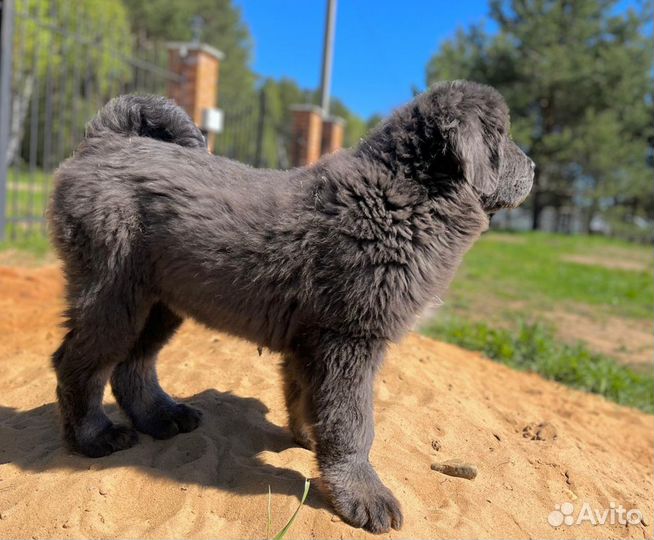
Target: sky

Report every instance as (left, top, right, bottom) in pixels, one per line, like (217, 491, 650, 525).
(234, 0, 497, 119)
(233, 0, 642, 120)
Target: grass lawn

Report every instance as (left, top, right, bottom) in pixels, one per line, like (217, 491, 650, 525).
(445, 232, 652, 320)
(422, 231, 653, 412)
(0, 234, 51, 261)
(4, 168, 53, 240)
(423, 317, 653, 413)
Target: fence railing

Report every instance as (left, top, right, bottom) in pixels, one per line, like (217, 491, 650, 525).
(0, 0, 289, 243)
(0, 0, 181, 241)
(214, 88, 290, 170)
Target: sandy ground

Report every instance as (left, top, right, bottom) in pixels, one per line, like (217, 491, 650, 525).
(0, 265, 652, 539)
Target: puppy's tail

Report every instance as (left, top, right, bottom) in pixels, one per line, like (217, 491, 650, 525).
(85, 94, 206, 149)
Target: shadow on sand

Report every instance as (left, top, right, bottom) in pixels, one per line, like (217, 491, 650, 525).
(0, 389, 329, 510)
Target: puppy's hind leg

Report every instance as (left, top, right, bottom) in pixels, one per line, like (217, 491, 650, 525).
(281, 354, 314, 450)
(53, 287, 150, 458)
(111, 302, 202, 439)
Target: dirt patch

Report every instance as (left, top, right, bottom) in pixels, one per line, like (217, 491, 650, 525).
(0, 265, 652, 539)
(429, 292, 652, 368)
(561, 254, 650, 273)
(0, 249, 56, 267)
(551, 308, 653, 369)
(522, 421, 558, 441)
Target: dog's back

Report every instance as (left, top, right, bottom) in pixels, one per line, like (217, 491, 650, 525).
(49, 95, 316, 351)
(49, 95, 203, 267)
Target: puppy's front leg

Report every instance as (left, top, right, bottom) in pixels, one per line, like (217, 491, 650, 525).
(299, 333, 403, 533)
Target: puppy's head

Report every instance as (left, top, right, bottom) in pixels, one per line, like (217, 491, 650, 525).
(422, 80, 534, 211)
(362, 81, 534, 212)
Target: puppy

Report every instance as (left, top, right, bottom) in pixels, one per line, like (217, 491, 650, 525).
(49, 81, 534, 533)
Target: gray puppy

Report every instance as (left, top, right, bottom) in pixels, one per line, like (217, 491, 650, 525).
(49, 80, 534, 533)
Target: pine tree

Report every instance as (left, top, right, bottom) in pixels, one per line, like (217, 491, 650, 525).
(427, 0, 653, 237)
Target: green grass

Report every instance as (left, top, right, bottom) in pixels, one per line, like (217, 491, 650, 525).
(1, 168, 53, 256)
(0, 234, 51, 256)
(4, 168, 53, 240)
(267, 479, 310, 539)
(448, 232, 652, 320)
(423, 316, 654, 413)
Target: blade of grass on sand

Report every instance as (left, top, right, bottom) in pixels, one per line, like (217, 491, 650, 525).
(267, 485, 272, 539)
(272, 478, 310, 540)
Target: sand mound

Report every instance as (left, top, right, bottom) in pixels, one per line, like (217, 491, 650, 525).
(0, 266, 652, 539)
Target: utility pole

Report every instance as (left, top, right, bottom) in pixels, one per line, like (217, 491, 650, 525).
(319, 0, 337, 117)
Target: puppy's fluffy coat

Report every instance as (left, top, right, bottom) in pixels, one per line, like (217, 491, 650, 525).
(49, 81, 534, 533)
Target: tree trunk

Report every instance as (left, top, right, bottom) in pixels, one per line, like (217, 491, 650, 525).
(531, 188, 543, 231)
(530, 170, 543, 231)
(6, 75, 34, 166)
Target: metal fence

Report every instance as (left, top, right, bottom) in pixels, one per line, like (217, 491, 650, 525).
(214, 88, 291, 170)
(0, 0, 181, 241)
(0, 0, 285, 243)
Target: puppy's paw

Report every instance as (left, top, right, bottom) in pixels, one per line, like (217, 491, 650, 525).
(134, 403, 202, 439)
(171, 403, 203, 433)
(338, 484, 403, 534)
(75, 423, 139, 458)
(322, 462, 403, 533)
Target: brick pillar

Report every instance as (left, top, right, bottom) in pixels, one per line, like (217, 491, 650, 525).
(290, 105, 323, 167)
(321, 116, 345, 155)
(166, 42, 224, 152)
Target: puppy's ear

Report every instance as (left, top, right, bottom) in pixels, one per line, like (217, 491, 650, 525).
(449, 117, 501, 195)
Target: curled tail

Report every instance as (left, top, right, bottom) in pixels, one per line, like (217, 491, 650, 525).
(85, 94, 206, 149)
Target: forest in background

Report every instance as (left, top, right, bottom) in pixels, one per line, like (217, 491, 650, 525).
(122, 0, 369, 151)
(6, 0, 653, 242)
(427, 0, 653, 239)
(8, 0, 368, 174)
